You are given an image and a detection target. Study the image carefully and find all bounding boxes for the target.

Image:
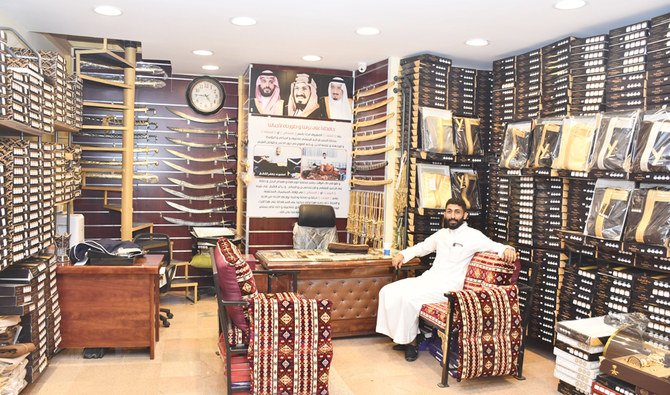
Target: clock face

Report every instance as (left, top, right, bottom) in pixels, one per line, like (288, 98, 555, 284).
(186, 76, 225, 115)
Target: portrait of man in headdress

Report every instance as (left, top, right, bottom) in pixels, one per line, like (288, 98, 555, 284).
(250, 69, 284, 115)
(319, 77, 353, 121)
(287, 73, 320, 118)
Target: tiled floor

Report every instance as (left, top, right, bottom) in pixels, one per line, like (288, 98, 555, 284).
(23, 294, 559, 394)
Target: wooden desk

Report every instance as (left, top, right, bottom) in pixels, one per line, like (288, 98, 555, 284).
(255, 250, 421, 338)
(56, 254, 161, 359)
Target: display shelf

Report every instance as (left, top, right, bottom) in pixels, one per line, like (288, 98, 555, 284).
(75, 48, 134, 69)
(625, 242, 670, 258)
(630, 172, 670, 182)
(411, 150, 455, 162)
(0, 119, 50, 137)
(82, 101, 129, 111)
(79, 74, 131, 89)
(53, 122, 79, 133)
(81, 125, 125, 131)
(414, 207, 481, 217)
(589, 169, 628, 180)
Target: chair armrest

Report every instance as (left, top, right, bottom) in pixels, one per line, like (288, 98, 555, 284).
(252, 269, 299, 292)
(219, 299, 249, 307)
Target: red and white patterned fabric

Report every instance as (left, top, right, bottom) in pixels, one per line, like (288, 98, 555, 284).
(419, 252, 517, 331)
(248, 293, 333, 395)
(462, 252, 517, 290)
(215, 238, 258, 344)
(419, 301, 451, 331)
(451, 285, 522, 380)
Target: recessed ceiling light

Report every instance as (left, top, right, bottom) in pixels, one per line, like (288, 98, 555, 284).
(192, 50, 213, 56)
(202, 65, 220, 71)
(302, 55, 322, 62)
(230, 16, 257, 26)
(356, 27, 380, 36)
(554, 0, 587, 10)
(465, 38, 489, 47)
(93, 5, 122, 16)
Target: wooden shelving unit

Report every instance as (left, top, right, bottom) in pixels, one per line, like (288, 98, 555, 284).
(76, 38, 139, 240)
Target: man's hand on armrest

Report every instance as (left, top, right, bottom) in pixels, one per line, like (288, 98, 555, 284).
(392, 253, 405, 269)
(502, 247, 517, 264)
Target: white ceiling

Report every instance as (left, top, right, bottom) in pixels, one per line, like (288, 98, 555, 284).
(2, 0, 670, 76)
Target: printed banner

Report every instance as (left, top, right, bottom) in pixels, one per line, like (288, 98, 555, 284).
(246, 115, 352, 217)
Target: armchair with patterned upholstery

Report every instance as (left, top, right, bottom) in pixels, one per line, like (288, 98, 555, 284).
(418, 252, 536, 387)
(212, 238, 333, 394)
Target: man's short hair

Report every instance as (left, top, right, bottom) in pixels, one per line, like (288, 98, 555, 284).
(445, 197, 467, 211)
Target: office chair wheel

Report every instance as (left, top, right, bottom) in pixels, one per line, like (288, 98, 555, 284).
(167, 312, 174, 319)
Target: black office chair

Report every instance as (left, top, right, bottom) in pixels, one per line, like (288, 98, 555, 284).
(292, 204, 338, 249)
(132, 233, 175, 327)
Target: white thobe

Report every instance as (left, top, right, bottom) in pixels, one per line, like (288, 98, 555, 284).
(375, 223, 510, 344)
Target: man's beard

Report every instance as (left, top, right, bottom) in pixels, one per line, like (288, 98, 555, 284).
(260, 87, 275, 97)
(294, 95, 308, 110)
(443, 218, 465, 229)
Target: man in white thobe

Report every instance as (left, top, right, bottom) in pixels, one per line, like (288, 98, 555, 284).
(376, 197, 517, 361)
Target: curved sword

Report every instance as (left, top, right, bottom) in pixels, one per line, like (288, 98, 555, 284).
(166, 201, 229, 214)
(167, 126, 236, 135)
(352, 160, 388, 172)
(353, 112, 395, 130)
(168, 177, 234, 189)
(354, 80, 396, 100)
(163, 160, 233, 175)
(161, 187, 228, 200)
(352, 145, 395, 157)
(163, 216, 229, 227)
(166, 107, 237, 124)
(166, 148, 232, 162)
(353, 129, 393, 144)
(351, 178, 393, 186)
(353, 97, 395, 114)
(166, 137, 235, 149)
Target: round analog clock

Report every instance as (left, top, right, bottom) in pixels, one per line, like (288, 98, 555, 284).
(185, 76, 226, 115)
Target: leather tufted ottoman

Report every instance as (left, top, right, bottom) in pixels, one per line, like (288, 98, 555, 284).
(255, 250, 422, 337)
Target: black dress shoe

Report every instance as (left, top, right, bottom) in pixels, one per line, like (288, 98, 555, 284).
(404, 344, 418, 362)
(392, 344, 406, 351)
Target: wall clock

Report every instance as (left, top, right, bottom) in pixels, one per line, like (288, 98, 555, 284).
(185, 76, 225, 115)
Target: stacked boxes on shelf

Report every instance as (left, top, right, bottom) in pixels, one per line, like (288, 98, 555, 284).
(0, 257, 50, 383)
(605, 21, 649, 111)
(39, 50, 67, 126)
(570, 35, 609, 115)
(515, 49, 542, 120)
(7, 55, 45, 132)
(646, 13, 670, 109)
(554, 316, 617, 394)
(541, 37, 575, 118)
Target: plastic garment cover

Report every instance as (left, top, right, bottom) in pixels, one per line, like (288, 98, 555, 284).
(417, 164, 451, 209)
(499, 121, 533, 169)
(589, 110, 640, 172)
(450, 168, 480, 210)
(528, 118, 562, 168)
(292, 223, 338, 250)
(631, 113, 670, 173)
(584, 180, 634, 241)
(420, 107, 454, 154)
(623, 187, 670, 246)
(552, 115, 600, 171)
(453, 116, 483, 155)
